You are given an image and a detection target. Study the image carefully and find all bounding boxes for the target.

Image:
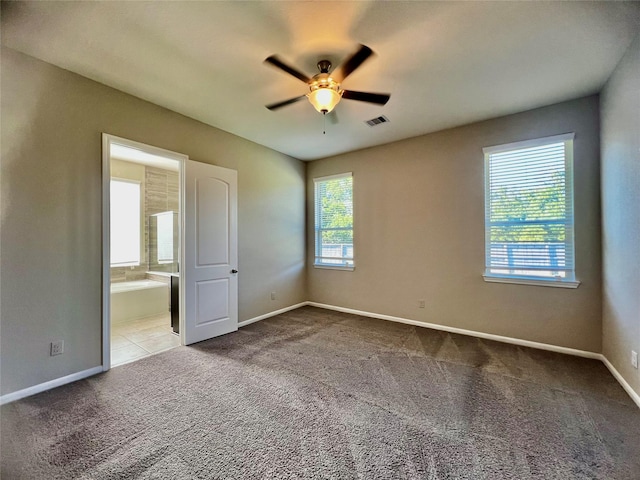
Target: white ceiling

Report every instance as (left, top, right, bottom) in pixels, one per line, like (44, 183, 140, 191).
(2, 1, 639, 161)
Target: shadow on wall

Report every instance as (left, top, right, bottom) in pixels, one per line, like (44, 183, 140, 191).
(1, 52, 103, 394)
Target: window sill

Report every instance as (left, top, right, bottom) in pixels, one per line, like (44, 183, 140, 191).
(314, 264, 354, 271)
(483, 274, 580, 289)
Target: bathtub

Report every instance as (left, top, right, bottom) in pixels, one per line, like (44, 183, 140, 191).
(110, 280, 169, 323)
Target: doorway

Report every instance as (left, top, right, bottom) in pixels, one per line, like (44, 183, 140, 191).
(102, 135, 239, 371)
(102, 135, 186, 369)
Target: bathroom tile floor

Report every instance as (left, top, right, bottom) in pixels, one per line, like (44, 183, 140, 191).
(111, 313, 180, 367)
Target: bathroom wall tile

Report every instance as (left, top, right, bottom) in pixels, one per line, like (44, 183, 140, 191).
(167, 202, 179, 213)
(146, 169, 166, 186)
(146, 273, 171, 284)
(127, 271, 147, 281)
(111, 269, 127, 283)
(146, 166, 179, 272)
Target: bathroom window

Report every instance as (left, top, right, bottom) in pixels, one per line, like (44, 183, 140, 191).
(110, 179, 141, 266)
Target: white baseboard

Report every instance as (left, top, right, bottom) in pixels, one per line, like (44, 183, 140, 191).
(308, 302, 640, 408)
(238, 302, 309, 328)
(4, 303, 638, 409)
(0, 366, 103, 406)
(307, 302, 601, 359)
(2, 303, 307, 405)
(600, 355, 640, 409)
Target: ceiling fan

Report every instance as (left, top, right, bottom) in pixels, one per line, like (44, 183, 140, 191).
(264, 44, 391, 115)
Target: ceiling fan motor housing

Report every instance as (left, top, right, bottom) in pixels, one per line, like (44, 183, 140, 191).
(309, 73, 341, 94)
(307, 61, 343, 114)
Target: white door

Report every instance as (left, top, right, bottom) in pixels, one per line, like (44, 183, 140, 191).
(183, 160, 238, 345)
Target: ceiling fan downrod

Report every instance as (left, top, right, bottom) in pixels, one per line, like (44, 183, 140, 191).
(317, 60, 331, 74)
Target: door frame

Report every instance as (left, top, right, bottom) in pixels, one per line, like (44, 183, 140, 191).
(101, 134, 188, 371)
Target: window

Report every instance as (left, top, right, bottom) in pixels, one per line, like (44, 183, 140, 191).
(110, 179, 141, 266)
(314, 173, 354, 269)
(483, 133, 579, 287)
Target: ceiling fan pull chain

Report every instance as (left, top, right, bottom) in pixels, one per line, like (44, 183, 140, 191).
(323, 112, 326, 135)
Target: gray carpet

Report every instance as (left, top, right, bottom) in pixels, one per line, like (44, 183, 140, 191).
(2, 306, 639, 479)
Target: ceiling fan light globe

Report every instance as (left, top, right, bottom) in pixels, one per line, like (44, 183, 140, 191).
(308, 88, 341, 114)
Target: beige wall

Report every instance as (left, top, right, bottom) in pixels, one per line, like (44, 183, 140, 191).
(307, 96, 602, 352)
(0, 48, 306, 395)
(0, 45, 616, 399)
(601, 34, 640, 396)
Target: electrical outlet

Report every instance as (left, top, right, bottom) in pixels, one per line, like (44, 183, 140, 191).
(632, 351, 638, 369)
(270, 291, 276, 301)
(50, 340, 64, 356)
(418, 299, 425, 309)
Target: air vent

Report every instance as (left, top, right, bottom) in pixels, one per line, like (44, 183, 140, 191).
(365, 116, 389, 127)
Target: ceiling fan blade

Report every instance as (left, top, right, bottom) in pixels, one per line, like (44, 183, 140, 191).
(265, 95, 307, 111)
(342, 90, 390, 105)
(264, 55, 311, 83)
(332, 44, 373, 82)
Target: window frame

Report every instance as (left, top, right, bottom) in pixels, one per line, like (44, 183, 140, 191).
(482, 133, 580, 288)
(313, 172, 354, 271)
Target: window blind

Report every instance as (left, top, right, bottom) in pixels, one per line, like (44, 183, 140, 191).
(314, 173, 354, 268)
(484, 133, 575, 283)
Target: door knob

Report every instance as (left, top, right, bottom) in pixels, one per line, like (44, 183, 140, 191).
(231, 269, 238, 274)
